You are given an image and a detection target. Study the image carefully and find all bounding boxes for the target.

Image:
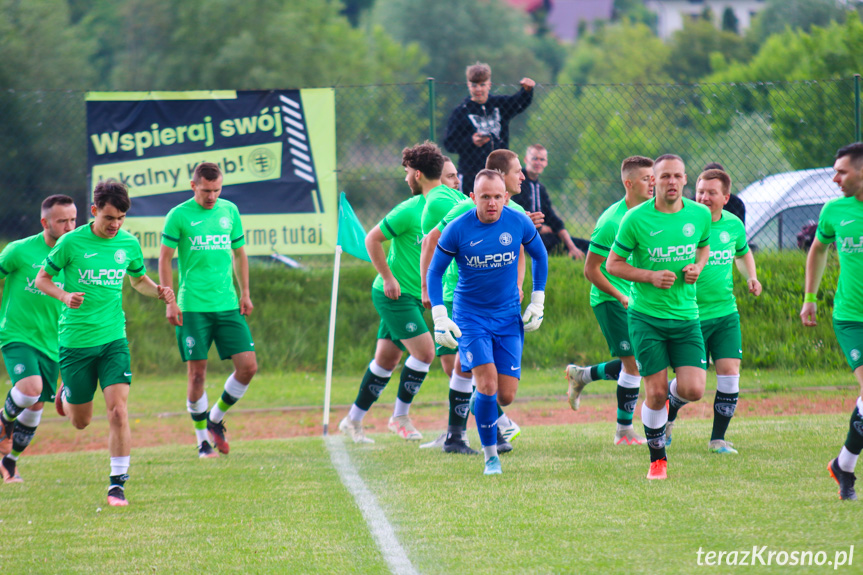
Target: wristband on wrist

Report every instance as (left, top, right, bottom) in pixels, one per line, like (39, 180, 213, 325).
(803, 293, 817, 303)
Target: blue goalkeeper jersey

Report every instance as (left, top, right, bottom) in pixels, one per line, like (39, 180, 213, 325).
(428, 207, 548, 318)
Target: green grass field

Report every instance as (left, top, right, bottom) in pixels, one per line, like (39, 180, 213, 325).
(3, 414, 860, 574)
(2, 369, 862, 574)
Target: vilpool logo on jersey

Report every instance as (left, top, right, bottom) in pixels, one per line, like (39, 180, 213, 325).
(499, 232, 512, 246)
(189, 234, 231, 251)
(220, 217, 231, 229)
(720, 231, 731, 243)
(25, 277, 62, 296)
(78, 268, 126, 286)
(840, 236, 863, 254)
(708, 248, 735, 266)
(465, 250, 517, 269)
(114, 249, 127, 264)
(648, 244, 696, 263)
(682, 223, 695, 237)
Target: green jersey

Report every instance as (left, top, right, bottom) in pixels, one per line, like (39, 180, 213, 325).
(588, 199, 633, 308)
(436, 200, 527, 301)
(815, 195, 863, 321)
(421, 185, 464, 235)
(613, 198, 712, 321)
(161, 198, 246, 312)
(696, 213, 749, 320)
(0, 233, 65, 360)
(43, 224, 146, 348)
(372, 195, 425, 300)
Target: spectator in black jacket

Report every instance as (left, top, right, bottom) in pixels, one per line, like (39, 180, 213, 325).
(443, 62, 534, 196)
(703, 162, 746, 224)
(510, 144, 588, 259)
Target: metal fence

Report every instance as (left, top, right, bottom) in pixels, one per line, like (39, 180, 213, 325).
(2, 77, 860, 252)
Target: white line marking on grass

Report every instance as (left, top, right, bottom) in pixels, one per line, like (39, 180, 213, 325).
(325, 436, 419, 575)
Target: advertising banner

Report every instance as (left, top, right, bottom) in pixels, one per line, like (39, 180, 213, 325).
(86, 90, 336, 257)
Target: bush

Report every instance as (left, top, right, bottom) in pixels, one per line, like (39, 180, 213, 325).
(0, 250, 847, 378)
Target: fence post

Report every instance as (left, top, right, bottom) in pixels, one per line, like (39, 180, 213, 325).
(427, 77, 436, 142)
(855, 74, 862, 143)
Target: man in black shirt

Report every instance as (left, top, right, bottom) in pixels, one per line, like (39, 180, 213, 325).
(510, 144, 588, 259)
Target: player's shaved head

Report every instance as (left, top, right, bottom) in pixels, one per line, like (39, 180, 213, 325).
(41, 194, 75, 217)
(836, 142, 863, 168)
(474, 169, 505, 188)
(486, 150, 518, 174)
(621, 156, 654, 181)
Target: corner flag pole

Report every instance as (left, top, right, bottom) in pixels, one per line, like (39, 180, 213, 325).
(323, 193, 370, 435)
(322, 244, 342, 436)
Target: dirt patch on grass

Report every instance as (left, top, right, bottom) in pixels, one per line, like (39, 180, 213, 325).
(16, 391, 856, 456)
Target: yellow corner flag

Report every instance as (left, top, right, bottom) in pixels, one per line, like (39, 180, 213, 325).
(337, 192, 370, 262)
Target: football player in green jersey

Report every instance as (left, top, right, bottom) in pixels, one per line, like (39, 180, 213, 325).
(339, 143, 439, 444)
(36, 180, 174, 506)
(441, 157, 461, 190)
(0, 195, 76, 483)
(159, 162, 256, 458)
(571, 156, 655, 446)
(801, 142, 863, 500)
(607, 154, 712, 480)
(665, 169, 761, 455)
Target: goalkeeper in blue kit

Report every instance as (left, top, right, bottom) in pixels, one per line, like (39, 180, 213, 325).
(427, 169, 548, 475)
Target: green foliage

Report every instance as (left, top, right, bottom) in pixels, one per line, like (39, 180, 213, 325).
(664, 17, 752, 82)
(557, 20, 670, 85)
(721, 7, 739, 34)
(0, 0, 96, 90)
(87, 0, 423, 90)
(0, 0, 96, 237)
(710, 14, 863, 169)
(53, 250, 850, 378)
(370, 0, 552, 83)
(611, 0, 656, 30)
(747, 0, 853, 44)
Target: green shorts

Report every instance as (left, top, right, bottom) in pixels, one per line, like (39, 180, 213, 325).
(833, 318, 863, 371)
(700, 313, 742, 362)
(2, 343, 59, 403)
(176, 310, 255, 362)
(371, 288, 429, 352)
(628, 309, 706, 377)
(435, 301, 458, 357)
(59, 339, 131, 405)
(592, 301, 634, 358)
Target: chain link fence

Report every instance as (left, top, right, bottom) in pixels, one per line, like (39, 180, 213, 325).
(2, 78, 859, 252)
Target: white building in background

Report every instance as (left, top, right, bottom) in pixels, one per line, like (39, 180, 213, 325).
(645, 0, 767, 39)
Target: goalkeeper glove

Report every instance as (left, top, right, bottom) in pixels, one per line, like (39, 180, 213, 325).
(432, 305, 461, 349)
(522, 291, 545, 333)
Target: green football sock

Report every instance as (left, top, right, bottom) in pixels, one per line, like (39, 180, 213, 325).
(354, 367, 391, 411)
